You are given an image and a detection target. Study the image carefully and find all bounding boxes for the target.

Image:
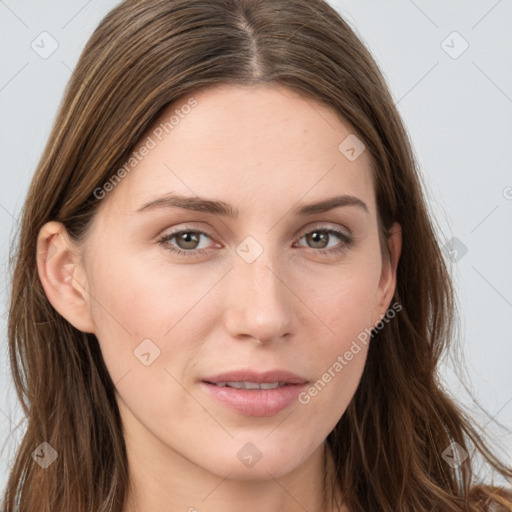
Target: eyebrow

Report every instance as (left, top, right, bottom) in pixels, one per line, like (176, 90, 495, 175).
(136, 193, 369, 217)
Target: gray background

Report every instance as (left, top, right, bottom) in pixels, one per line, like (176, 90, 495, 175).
(1, 0, 511, 494)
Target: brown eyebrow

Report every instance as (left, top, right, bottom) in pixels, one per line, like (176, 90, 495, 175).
(136, 193, 369, 217)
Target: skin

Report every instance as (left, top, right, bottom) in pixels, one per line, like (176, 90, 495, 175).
(37, 83, 402, 512)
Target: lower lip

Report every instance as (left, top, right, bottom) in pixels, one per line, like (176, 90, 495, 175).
(201, 382, 307, 417)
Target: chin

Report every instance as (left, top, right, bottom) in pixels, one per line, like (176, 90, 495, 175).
(190, 435, 317, 480)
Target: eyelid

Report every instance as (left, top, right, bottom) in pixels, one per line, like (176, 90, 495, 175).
(159, 224, 216, 242)
(159, 221, 351, 240)
(296, 222, 351, 238)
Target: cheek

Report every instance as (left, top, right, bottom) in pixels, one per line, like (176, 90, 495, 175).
(297, 312, 370, 431)
(85, 257, 202, 430)
(293, 266, 378, 423)
(85, 250, 216, 390)
(301, 261, 380, 340)
(87, 248, 197, 339)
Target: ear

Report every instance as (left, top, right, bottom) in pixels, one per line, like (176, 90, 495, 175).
(372, 222, 402, 326)
(36, 221, 96, 333)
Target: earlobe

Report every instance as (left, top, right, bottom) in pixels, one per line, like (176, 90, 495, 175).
(36, 221, 96, 333)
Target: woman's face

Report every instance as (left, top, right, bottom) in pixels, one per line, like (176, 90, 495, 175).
(41, 83, 401, 482)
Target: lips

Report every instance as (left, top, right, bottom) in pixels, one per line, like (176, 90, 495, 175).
(202, 369, 308, 385)
(201, 369, 308, 417)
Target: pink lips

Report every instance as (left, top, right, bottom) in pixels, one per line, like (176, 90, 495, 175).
(201, 369, 308, 417)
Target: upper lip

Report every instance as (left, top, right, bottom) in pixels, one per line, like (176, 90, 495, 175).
(202, 369, 308, 385)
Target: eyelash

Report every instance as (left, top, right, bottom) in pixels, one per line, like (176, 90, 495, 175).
(157, 225, 353, 258)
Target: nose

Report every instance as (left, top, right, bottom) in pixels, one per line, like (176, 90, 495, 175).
(223, 248, 295, 345)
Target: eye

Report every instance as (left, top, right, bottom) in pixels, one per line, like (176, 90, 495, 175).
(158, 227, 216, 258)
(158, 225, 353, 258)
(295, 226, 353, 255)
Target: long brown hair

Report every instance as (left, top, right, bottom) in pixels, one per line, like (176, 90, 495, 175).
(2, 0, 511, 511)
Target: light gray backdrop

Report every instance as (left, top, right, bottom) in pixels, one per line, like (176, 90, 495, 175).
(1, 0, 511, 494)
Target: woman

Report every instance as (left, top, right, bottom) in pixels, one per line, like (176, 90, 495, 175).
(2, 0, 511, 511)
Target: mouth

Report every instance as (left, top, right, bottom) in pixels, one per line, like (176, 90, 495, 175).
(206, 381, 290, 390)
(200, 369, 308, 417)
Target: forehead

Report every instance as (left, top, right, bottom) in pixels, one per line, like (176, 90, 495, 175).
(100, 83, 376, 218)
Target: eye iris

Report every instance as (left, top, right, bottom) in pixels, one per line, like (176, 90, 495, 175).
(177, 232, 200, 250)
(307, 231, 329, 249)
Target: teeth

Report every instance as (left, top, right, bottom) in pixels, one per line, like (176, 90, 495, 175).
(213, 381, 286, 390)
(259, 382, 280, 390)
